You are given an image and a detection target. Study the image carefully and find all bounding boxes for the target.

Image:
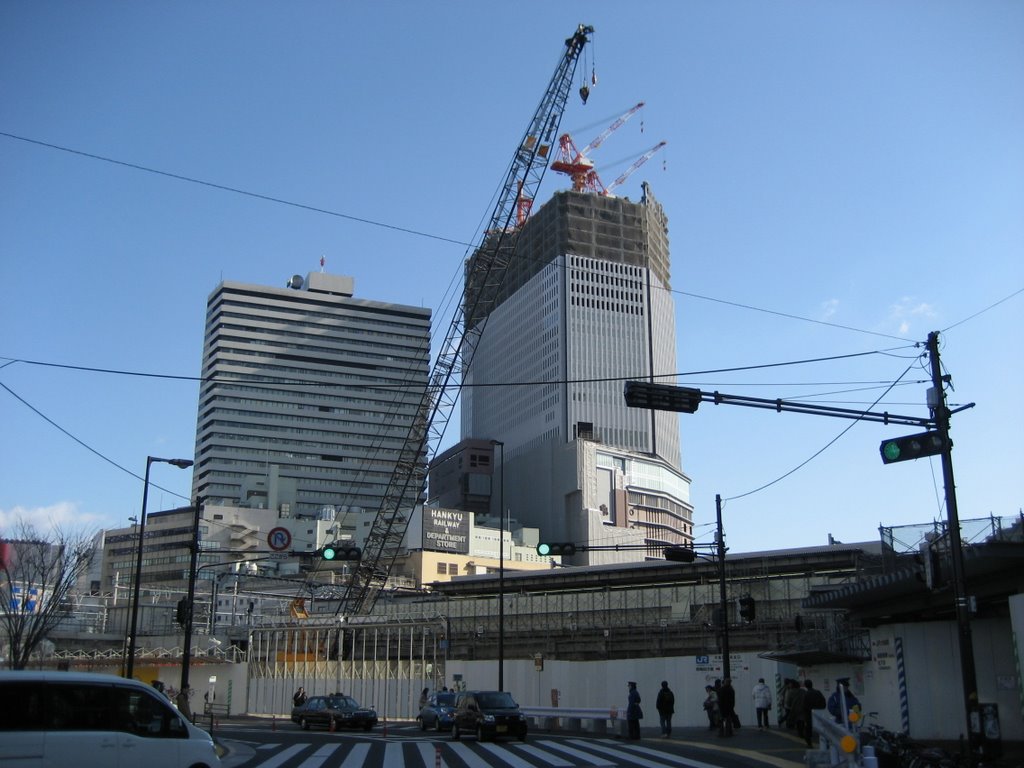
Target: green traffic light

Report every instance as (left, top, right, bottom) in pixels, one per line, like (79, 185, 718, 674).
(322, 546, 337, 560)
(882, 441, 902, 462)
(537, 543, 552, 556)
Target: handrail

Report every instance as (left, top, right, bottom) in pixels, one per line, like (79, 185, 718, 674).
(811, 711, 864, 766)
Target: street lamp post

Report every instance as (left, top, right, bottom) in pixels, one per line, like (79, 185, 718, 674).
(125, 455, 193, 679)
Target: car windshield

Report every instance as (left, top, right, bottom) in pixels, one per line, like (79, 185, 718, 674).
(476, 692, 518, 709)
(327, 696, 359, 709)
(435, 693, 456, 707)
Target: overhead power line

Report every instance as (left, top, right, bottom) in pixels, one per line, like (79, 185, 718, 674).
(0, 344, 920, 390)
(9, 130, 1009, 344)
(0, 131, 471, 248)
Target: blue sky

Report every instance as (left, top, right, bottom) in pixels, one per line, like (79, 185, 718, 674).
(1, 1, 1021, 554)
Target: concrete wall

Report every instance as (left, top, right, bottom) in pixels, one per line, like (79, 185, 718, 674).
(447, 653, 798, 728)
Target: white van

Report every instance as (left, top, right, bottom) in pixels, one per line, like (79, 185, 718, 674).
(0, 670, 221, 768)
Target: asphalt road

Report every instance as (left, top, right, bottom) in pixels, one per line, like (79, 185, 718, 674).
(213, 717, 808, 768)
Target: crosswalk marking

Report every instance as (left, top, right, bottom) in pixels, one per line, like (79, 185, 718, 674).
(449, 740, 495, 768)
(619, 742, 724, 768)
(381, 742, 407, 768)
(510, 742, 575, 767)
(296, 743, 341, 768)
(415, 741, 446, 768)
(534, 739, 617, 766)
(478, 741, 537, 768)
(234, 736, 746, 768)
(572, 739, 684, 768)
(251, 744, 308, 768)
(338, 743, 370, 768)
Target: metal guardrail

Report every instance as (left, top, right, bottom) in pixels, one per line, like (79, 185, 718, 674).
(520, 705, 624, 734)
(809, 711, 868, 767)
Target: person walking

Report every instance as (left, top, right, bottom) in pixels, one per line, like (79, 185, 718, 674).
(802, 679, 827, 747)
(752, 678, 772, 729)
(702, 685, 719, 731)
(827, 678, 860, 725)
(655, 680, 675, 738)
(176, 686, 193, 722)
(717, 678, 736, 737)
(626, 681, 643, 740)
(292, 686, 307, 708)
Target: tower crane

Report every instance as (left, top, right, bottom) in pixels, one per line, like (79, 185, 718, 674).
(337, 24, 595, 616)
(551, 101, 645, 194)
(603, 140, 667, 197)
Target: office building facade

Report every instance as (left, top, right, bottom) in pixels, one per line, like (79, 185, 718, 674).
(192, 272, 431, 522)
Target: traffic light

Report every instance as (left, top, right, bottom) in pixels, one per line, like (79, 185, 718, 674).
(879, 431, 948, 464)
(738, 596, 756, 622)
(663, 546, 695, 563)
(623, 381, 702, 413)
(319, 543, 362, 561)
(536, 542, 577, 557)
(175, 598, 190, 626)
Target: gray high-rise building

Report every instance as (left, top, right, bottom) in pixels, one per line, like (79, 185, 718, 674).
(455, 184, 693, 560)
(192, 272, 431, 521)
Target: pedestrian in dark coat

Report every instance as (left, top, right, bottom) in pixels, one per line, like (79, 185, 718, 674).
(626, 681, 643, 740)
(655, 681, 675, 738)
(827, 678, 860, 725)
(717, 678, 736, 737)
(802, 679, 827, 747)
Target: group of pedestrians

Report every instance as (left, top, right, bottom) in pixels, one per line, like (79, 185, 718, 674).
(624, 674, 844, 745)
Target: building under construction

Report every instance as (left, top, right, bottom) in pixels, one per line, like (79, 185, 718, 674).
(450, 183, 692, 564)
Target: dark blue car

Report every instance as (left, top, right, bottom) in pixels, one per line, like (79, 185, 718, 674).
(417, 692, 457, 732)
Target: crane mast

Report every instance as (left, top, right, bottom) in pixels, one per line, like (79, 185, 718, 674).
(338, 24, 595, 616)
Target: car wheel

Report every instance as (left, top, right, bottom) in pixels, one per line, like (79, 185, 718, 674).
(300, 717, 310, 731)
(418, 716, 426, 731)
(519, 730, 527, 742)
(363, 722, 373, 731)
(477, 724, 486, 742)
(451, 723, 460, 741)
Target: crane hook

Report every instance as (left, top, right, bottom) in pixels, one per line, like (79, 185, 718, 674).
(579, 84, 590, 104)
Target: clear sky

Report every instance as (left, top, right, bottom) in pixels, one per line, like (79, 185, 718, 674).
(1, 1, 1021, 555)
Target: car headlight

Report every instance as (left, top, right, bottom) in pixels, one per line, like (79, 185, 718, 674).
(483, 715, 495, 723)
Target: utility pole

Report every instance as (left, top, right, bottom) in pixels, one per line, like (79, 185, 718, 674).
(716, 494, 730, 681)
(180, 496, 203, 693)
(927, 332, 979, 755)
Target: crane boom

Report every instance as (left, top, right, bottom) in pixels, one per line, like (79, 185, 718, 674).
(604, 140, 666, 196)
(337, 24, 595, 616)
(580, 101, 644, 158)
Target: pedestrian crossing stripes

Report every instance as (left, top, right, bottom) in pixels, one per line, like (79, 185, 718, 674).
(229, 736, 733, 768)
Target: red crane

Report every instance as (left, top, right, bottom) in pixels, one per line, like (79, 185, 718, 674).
(551, 101, 645, 194)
